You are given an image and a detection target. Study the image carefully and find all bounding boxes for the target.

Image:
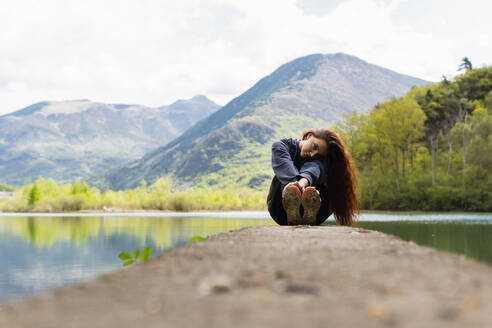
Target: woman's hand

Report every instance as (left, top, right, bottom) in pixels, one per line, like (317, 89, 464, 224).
(282, 178, 310, 197)
(297, 178, 309, 192)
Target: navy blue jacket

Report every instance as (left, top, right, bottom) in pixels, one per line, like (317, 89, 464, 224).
(271, 138, 326, 187)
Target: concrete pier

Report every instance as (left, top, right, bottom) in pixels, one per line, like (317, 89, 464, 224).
(1, 225, 492, 327)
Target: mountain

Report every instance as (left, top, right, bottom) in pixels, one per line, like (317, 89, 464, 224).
(101, 53, 431, 190)
(0, 96, 220, 185)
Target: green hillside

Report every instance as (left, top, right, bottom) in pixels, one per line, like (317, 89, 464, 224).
(0, 182, 15, 192)
(101, 53, 429, 190)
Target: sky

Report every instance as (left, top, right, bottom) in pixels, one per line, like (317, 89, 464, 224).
(1, 0, 491, 115)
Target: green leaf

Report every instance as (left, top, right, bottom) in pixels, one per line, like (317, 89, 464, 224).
(119, 252, 132, 260)
(122, 259, 134, 267)
(188, 236, 205, 242)
(141, 246, 152, 261)
(133, 248, 141, 260)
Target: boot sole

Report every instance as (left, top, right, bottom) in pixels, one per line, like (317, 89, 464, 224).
(301, 188, 321, 225)
(282, 187, 302, 225)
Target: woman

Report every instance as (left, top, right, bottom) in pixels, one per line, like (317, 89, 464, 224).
(267, 129, 359, 226)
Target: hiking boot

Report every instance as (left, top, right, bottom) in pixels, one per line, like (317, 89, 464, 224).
(282, 185, 302, 225)
(301, 186, 321, 225)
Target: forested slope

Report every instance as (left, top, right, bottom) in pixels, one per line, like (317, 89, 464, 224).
(336, 65, 492, 211)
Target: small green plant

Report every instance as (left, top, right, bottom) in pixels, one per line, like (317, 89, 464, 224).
(119, 246, 152, 267)
(188, 236, 205, 242)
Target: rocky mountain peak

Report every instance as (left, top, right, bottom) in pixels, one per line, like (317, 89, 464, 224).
(100, 53, 430, 190)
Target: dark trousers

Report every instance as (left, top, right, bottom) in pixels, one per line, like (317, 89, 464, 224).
(266, 176, 332, 225)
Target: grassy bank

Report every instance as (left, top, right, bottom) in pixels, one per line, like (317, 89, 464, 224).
(0, 177, 267, 213)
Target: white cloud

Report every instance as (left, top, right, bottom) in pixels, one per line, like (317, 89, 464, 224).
(1, 0, 491, 115)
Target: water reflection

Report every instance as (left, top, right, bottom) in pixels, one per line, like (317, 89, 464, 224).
(2, 214, 492, 305)
(357, 221, 492, 265)
(0, 216, 274, 304)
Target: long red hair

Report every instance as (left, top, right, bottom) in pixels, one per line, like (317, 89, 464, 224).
(302, 129, 360, 226)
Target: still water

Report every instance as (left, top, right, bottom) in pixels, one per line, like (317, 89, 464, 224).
(0, 212, 491, 304)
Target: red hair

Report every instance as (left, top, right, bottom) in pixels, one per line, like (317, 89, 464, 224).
(302, 129, 360, 226)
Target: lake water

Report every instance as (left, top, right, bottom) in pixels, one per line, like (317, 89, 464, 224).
(1, 212, 491, 304)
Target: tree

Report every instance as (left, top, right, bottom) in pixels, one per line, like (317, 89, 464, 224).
(28, 183, 41, 205)
(72, 180, 82, 194)
(458, 57, 473, 72)
(367, 97, 425, 194)
(416, 81, 469, 185)
(335, 111, 367, 164)
(456, 67, 492, 101)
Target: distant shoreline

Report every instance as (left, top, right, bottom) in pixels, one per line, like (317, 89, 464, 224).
(1, 211, 491, 219)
